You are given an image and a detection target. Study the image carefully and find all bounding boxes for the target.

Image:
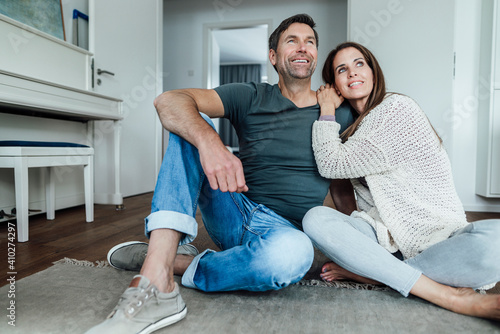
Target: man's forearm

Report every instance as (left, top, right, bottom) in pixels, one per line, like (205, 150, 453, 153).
(153, 89, 247, 193)
(153, 90, 221, 149)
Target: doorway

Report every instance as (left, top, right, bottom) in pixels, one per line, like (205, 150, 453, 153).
(203, 20, 271, 89)
(203, 21, 271, 151)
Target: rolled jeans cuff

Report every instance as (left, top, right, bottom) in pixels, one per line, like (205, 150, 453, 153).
(182, 249, 215, 289)
(144, 210, 198, 244)
(399, 270, 422, 297)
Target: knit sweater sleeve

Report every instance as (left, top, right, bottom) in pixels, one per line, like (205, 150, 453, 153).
(312, 95, 405, 179)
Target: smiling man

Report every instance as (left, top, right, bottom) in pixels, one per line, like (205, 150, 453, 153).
(85, 14, 355, 334)
(271, 21, 317, 81)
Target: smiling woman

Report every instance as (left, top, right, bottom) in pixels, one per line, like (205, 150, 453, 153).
(303, 41, 500, 321)
(332, 48, 374, 112)
(321, 41, 387, 141)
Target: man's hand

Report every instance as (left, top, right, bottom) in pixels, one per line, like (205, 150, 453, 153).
(154, 89, 247, 193)
(199, 140, 248, 193)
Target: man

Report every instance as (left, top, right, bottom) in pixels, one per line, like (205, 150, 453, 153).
(86, 14, 355, 334)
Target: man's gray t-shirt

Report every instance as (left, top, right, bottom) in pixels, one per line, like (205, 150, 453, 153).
(215, 82, 354, 227)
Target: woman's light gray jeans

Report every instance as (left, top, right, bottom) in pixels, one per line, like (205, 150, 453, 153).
(303, 206, 500, 296)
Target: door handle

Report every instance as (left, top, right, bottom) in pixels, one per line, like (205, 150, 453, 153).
(97, 68, 115, 76)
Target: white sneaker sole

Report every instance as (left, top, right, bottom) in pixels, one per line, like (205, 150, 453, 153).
(138, 306, 188, 334)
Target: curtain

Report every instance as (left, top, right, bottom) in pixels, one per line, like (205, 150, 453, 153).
(219, 64, 261, 148)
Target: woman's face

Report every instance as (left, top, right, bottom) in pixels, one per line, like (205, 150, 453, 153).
(332, 47, 374, 113)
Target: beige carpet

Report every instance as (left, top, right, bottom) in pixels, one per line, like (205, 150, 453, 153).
(0, 259, 499, 334)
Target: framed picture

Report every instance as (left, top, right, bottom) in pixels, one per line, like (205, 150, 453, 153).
(0, 0, 66, 41)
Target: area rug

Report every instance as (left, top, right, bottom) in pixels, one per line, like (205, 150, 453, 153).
(1, 259, 499, 334)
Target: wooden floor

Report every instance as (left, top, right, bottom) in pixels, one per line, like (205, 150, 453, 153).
(1, 192, 500, 288)
(0, 193, 152, 287)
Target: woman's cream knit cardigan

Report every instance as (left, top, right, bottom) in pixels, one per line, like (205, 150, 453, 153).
(312, 94, 468, 259)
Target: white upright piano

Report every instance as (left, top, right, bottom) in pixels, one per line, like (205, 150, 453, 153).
(0, 13, 123, 207)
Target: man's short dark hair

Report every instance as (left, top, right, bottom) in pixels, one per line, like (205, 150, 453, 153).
(268, 14, 319, 52)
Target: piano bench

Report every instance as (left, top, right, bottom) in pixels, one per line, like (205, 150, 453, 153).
(0, 141, 94, 242)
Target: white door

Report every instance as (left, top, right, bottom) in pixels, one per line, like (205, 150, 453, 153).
(89, 0, 163, 200)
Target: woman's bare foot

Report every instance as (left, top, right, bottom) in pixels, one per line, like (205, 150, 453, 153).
(320, 261, 381, 285)
(411, 275, 500, 321)
(449, 288, 500, 320)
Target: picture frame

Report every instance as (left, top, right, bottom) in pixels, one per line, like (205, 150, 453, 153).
(0, 0, 66, 41)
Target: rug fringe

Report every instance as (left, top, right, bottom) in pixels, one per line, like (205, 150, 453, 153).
(53, 257, 110, 268)
(297, 279, 390, 291)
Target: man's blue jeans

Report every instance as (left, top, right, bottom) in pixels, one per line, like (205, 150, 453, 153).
(303, 206, 500, 296)
(145, 115, 314, 292)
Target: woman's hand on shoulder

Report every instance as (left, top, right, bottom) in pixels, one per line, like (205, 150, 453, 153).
(316, 84, 344, 116)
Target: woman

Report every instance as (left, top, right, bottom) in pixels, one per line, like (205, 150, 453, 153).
(303, 41, 500, 320)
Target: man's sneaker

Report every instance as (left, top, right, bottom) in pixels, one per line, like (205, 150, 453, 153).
(85, 275, 187, 334)
(108, 241, 199, 271)
(108, 241, 148, 271)
(176, 243, 199, 257)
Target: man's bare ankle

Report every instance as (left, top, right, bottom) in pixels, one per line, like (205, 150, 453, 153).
(132, 270, 176, 293)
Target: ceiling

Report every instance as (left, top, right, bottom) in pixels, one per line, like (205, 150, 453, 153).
(212, 25, 268, 64)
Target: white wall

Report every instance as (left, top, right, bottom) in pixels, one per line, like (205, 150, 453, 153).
(163, 0, 348, 91)
(452, 0, 500, 211)
(348, 0, 500, 212)
(349, 0, 455, 144)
